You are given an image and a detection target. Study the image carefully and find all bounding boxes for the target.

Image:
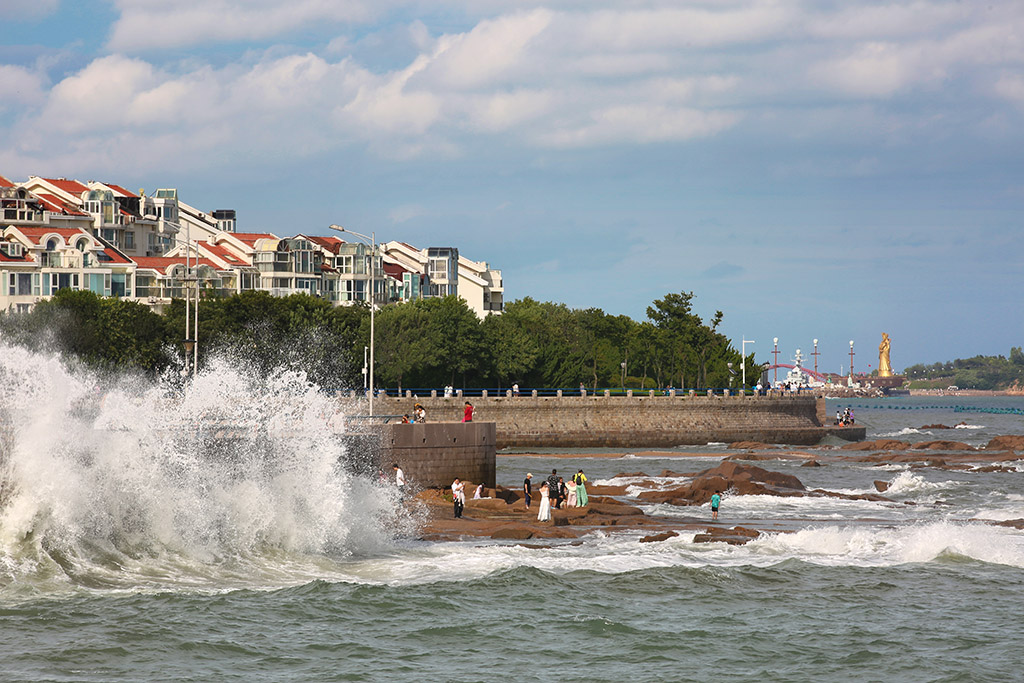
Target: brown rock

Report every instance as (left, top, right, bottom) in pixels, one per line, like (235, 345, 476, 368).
(693, 525, 761, 545)
(874, 480, 889, 492)
(613, 471, 650, 478)
(490, 527, 534, 540)
(801, 460, 822, 467)
(910, 440, 974, 451)
(728, 441, 770, 450)
(466, 498, 512, 510)
(586, 502, 645, 516)
(842, 439, 911, 451)
(920, 424, 953, 430)
(586, 484, 630, 496)
(640, 531, 679, 543)
(986, 435, 1024, 452)
(993, 519, 1024, 529)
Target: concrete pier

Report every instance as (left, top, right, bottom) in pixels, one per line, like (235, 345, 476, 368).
(369, 394, 864, 448)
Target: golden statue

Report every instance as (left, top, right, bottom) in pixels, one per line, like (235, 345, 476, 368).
(878, 333, 893, 377)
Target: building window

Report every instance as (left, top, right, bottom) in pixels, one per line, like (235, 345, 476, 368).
(124, 232, 135, 250)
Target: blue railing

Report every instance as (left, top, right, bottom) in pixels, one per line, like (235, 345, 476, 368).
(356, 386, 776, 398)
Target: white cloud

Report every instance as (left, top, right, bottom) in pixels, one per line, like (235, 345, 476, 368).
(107, 0, 375, 51)
(0, 65, 46, 110)
(0, 0, 59, 20)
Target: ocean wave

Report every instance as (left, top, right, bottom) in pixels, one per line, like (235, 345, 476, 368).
(878, 427, 929, 437)
(883, 471, 960, 496)
(954, 424, 984, 430)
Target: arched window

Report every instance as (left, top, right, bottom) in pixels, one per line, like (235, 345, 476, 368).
(46, 238, 59, 251)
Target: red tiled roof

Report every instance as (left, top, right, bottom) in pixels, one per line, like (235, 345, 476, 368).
(103, 183, 136, 197)
(0, 175, 14, 188)
(101, 247, 132, 265)
(307, 235, 345, 253)
(41, 178, 89, 195)
(229, 232, 277, 245)
(132, 256, 219, 270)
(36, 193, 89, 216)
(0, 251, 31, 262)
(383, 262, 409, 279)
(201, 242, 249, 265)
(12, 226, 92, 243)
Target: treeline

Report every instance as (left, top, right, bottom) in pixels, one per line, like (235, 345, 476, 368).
(905, 348, 1024, 390)
(0, 288, 758, 390)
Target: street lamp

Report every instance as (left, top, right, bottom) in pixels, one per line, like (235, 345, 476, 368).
(812, 338, 820, 378)
(849, 340, 855, 383)
(742, 338, 755, 392)
(773, 337, 779, 387)
(330, 224, 377, 417)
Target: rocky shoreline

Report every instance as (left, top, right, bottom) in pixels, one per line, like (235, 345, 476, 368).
(413, 434, 1024, 547)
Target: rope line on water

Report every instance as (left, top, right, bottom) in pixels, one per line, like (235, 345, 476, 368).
(833, 404, 1024, 415)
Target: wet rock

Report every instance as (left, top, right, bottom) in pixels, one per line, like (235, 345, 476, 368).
(490, 527, 534, 540)
(586, 502, 645, 516)
(640, 531, 679, 543)
(920, 424, 954, 430)
(993, 519, 1024, 529)
(637, 462, 807, 506)
(910, 440, 974, 451)
(801, 460, 822, 467)
(586, 484, 630, 496)
(986, 435, 1024, 452)
(874, 480, 889, 492)
(842, 439, 911, 451)
(725, 452, 781, 461)
(728, 441, 771, 450)
(467, 498, 512, 510)
(693, 525, 761, 545)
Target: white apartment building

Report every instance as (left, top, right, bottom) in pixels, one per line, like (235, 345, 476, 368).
(1, 174, 503, 317)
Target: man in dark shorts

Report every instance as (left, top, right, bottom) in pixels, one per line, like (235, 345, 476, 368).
(523, 473, 533, 509)
(547, 469, 560, 509)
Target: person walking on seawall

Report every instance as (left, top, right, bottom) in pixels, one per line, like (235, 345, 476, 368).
(393, 463, 406, 499)
(452, 478, 465, 518)
(574, 469, 589, 507)
(523, 473, 533, 509)
(512, 383, 520, 397)
(711, 491, 721, 521)
(537, 482, 551, 522)
(462, 401, 474, 422)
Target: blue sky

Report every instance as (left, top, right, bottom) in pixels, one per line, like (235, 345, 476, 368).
(2, 0, 1022, 372)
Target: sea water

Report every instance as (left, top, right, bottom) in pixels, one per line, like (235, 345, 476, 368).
(2, 347, 1024, 682)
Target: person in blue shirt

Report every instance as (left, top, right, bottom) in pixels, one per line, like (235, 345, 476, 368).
(711, 491, 721, 521)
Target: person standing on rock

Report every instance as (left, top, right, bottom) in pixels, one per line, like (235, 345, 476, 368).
(566, 477, 577, 507)
(711, 491, 721, 521)
(452, 478, 465, 518)
(523, 473, 533, 509)
(574, 469, 589, 507)
(547, 469, 560, 509)
(393, 463, 406, 500)
(537, 482, 551, 522)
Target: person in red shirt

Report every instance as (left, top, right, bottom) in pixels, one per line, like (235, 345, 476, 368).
(462, 401, 474, 422)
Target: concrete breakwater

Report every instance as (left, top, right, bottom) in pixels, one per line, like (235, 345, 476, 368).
(370, 394, 865, 449)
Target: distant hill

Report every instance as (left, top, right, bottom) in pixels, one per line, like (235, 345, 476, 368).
(905, 348, 1024, 391)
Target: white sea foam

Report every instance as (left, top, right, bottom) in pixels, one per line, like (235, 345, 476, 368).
(879, 427, 928, 437)
(883, 471, 961, 496)
(954, 424, 984, 430)
(0, 343, 404, 593)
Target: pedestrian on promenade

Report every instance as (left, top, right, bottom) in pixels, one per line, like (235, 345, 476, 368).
(574, 469, 589, 507)
(537, 482, 551, 522)
(512, 383, 520, 397)
(523, 473, 533, 509)
(463, 401, 474, 422)
(452, 478, 465, 518)
(547, 470, 560, 509)
(413, 403, 426, 423)
(711, 491, 721, 520)
(579, 382, 586, 396)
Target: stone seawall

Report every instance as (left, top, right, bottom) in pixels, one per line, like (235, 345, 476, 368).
(371, 394, 863, 448)
(375, 421, 496, 489)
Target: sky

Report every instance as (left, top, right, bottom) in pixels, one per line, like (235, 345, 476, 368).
(1, 0, 1022, 373)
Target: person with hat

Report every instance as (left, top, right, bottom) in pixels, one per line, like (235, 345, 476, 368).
(413, 403, 426, 423)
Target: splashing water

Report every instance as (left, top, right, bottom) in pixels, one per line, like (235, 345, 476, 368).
(0, 343, 407, 593)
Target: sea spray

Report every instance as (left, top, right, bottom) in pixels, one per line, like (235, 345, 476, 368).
(0, 342, 410, 592)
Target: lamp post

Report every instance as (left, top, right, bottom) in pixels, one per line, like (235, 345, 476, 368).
(849, 340, 855, 383)
(741, 338, 754, 391)
(330, 224, 376, 416)
(812, 339, 820, 378)
(772, 337, 779, 387)
(179, 220, 199, 377)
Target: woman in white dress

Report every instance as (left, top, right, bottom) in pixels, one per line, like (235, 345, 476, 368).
(537, 482, 551, 521)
